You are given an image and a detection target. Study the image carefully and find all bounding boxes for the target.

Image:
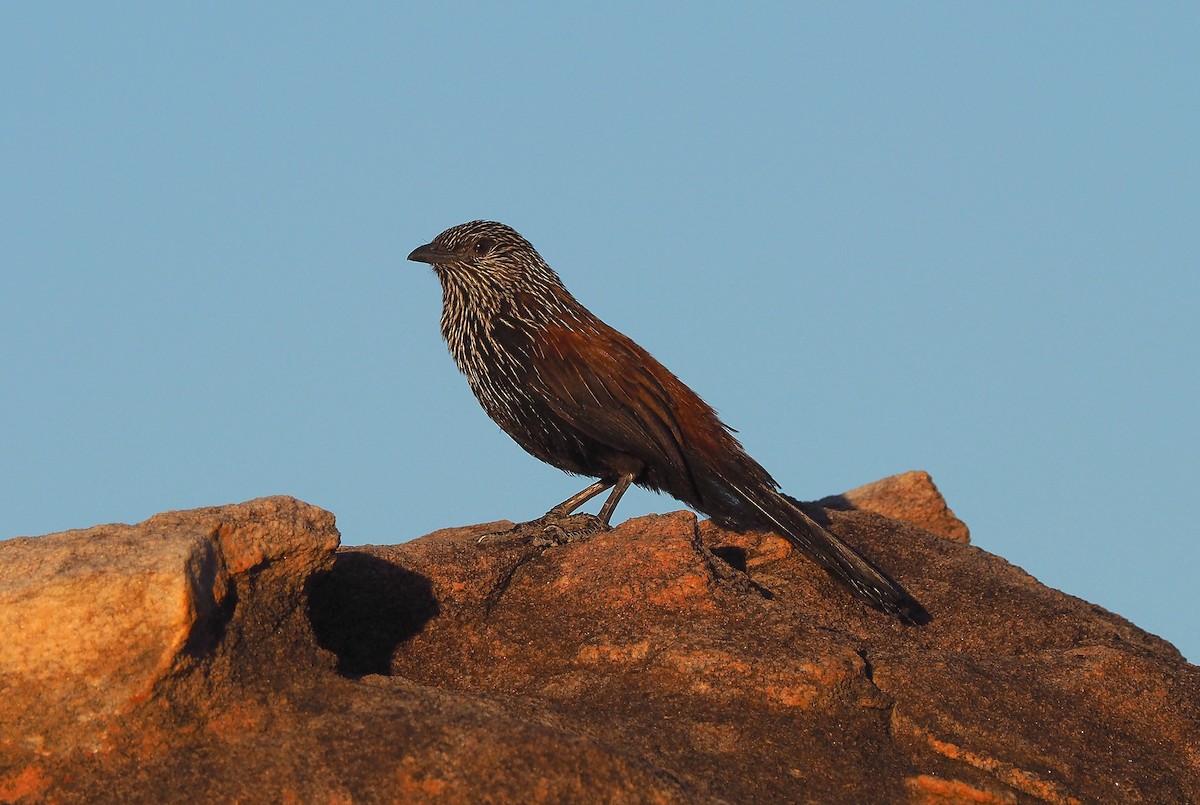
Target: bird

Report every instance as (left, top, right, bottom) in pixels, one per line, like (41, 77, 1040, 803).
(407, 220, 928, 623)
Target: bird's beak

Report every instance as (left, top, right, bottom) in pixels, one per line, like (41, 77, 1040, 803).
(407, 242, 455, 265)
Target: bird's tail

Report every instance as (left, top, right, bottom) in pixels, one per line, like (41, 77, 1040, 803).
(716, 475, 929, 623)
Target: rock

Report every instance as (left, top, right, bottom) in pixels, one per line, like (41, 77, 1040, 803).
(1, 476, 1197, 804)
(821, 469, 971, 542)
(0, 496, 338, 755)
(0, 497, 692, 804)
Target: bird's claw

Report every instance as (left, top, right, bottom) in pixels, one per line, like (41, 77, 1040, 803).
(532, 524, 569, 547)
(475, 512, 610, 548)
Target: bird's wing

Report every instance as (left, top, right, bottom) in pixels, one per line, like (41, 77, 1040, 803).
(527, 320, 926, 619)
(529, 320, 694, 481)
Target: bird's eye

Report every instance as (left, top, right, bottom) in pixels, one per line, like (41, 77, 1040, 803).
(473, 237, 494, 256)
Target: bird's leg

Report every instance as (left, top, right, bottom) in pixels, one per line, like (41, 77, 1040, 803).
(477, 478, 617, 546)
(530, 477, 621, 543)
(523, 472, 637, 545)
(545, 479, 614, 518)
(533, 473, 635, 544)
(596, 472, 635, 526)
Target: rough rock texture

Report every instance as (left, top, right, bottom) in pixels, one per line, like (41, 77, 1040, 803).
(820, 469, 971, 543)
(0, 497, 337, 757)
(2, 475, 1197, 804)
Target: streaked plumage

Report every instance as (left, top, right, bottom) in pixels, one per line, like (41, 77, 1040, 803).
(408, 220, 928, 622)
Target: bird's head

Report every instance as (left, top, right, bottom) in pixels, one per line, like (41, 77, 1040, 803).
(408, 220, 580, 333)
(408, 220, 556, 290)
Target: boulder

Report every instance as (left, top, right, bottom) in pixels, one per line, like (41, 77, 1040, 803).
(1, 476, 1195, 803)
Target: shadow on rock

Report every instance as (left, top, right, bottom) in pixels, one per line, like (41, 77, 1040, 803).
(708, 544, 748, 574)
(307, 551, 439, 677)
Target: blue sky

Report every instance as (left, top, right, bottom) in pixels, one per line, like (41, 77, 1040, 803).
(2, 4, 1196, 661)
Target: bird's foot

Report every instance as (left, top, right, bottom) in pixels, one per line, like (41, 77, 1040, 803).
(528, 512, 611, 546)
(477, 512, 610, 547)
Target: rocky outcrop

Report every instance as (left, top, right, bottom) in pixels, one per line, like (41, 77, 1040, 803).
(820, 469, 970, 543)
(0, 497, 337, 756)
(1, 474, 1196, 803)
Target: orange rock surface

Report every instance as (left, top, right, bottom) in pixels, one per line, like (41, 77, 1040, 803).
(1, 476, 1196, 803)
